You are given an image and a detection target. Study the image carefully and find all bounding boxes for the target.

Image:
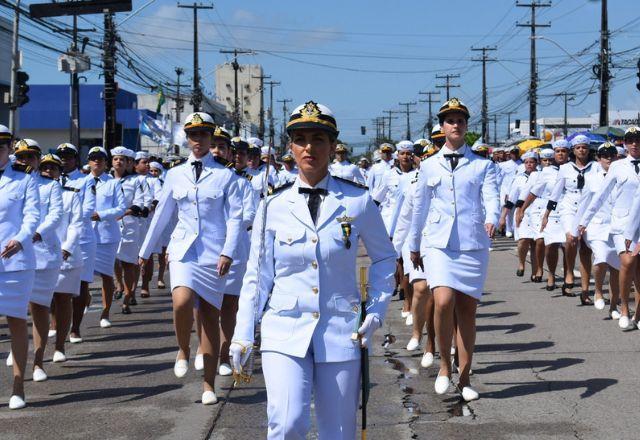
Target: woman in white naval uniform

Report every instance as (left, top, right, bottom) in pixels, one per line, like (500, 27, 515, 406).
(140, 161, 166, 295)
(366, 142, 394, 191)
(50, 154, 85, 363)
(581, 126, 640, 330)
(139, 112, 243, 405)
(279, 151, 299, 184)
(573, 143, 620, 314)
(499, 151, 540, 280)
(56, 143, 97, 344)
(133, 151, 153, 299)
(543, 135, 598, 304)
(111, 147, 146, 314)
(87, 146, 127, 328)
(518, 141, 571, 292)
(230, 102, 395, 439)
(13, 146, 64, 383)
(0, 129, 40, 410)
(328, 143, 364, 184)
(409, 98, 500, 402)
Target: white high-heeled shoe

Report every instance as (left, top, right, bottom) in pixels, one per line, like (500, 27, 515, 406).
(420, 352, 434, 368)
(619, 316, 631, 330)
(460, 386, 480, 402)
(32, 367, 48, 382)
(406, 337, 420, 351)
(594, 298, 605, 310)
(6, 351, 13, 367)
(52, 351, 67, 363)
(69, 335, 83, 344)
(194, 353, 204, 371)
(99, 319, 111, 329)
(434, 375, 450, 395)
(202, 391, 218, 405)
(174, 357, 189, 378)
(405, 314, 413, 326)
(48, 329, 57, 338)
(401, 311, 410, 319)
(9, 395, 26, 410)
(609, 310, 621, 320)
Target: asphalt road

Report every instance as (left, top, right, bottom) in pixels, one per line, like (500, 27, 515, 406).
(1, 238, 639, 439)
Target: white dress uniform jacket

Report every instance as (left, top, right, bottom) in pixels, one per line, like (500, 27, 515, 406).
(372, 167, 415, 235)
(366, 159, 393, 191)
(63, 170, 96, 245)
(0, 165, 40, 272)
(409, 146, 500, 254)
(328, 160, 365, 184)
(574, 167, 614, 241)
(139, 153, 243, 265)
(33, 175, 64, 270)
(234, 175, 396, 363)
(278, 167, 298, 185)
(92, 173, 127, 244)
(56, 186, 84, 269)
(116, 173, 146, 244)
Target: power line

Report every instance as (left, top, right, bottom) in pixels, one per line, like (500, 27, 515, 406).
(435, 74, 461, 100)
(398, 101, 417, 140)
(471, 46, 497, 141)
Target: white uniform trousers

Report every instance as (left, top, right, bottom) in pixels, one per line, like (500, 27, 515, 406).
(262, 349, 360, 440)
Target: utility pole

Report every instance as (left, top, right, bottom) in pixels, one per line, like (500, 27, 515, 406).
(219, 48, 253, 135)
(504, 111, 516, 138)
(435, 74, 460, 100)
(178, 2, 213, 112)
(595, 0, 610, 126)
(174, 67, 184, 123)
(492, 114, 498, 146)
(517, 1, 551, 137)
(398, 101, 417, 140)
(554, 92, 576, 136)
(373, 117, 384, 146)
(264, 80, 280, 147)
(277, 98, 291, 147)
(418, 91, 440, 137)
(252, 73, 271, 139)
(382, 109, 399, 140)
(103, 11, 117, 152)
(471, 47, 497, 141)
(8, 0, 21, 133)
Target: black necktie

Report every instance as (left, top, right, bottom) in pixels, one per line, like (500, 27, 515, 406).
(192, 161, 203, 182)
(299, 187, 328, 224)
(61, 172, 68, 186)
(444, 153, 463, 171)
(632, 160, 640, 174)
(576, 171, 585, 190)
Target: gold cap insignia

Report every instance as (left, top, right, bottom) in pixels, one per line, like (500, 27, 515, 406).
(16, 140, 29, 149)
(448, 98, 460, 107)
(301, 101, 321, 119)
(191, 113, 203, 125)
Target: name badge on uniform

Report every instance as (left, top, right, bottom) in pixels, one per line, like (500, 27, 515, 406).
(336, 215, 355, 249)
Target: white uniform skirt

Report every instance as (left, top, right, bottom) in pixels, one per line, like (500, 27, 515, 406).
(170, 260, 224, 309)
(95, 242, 118, 277)
(55, 267, 82, 296)
(402, 246, 426, 283)
(543, 215, 565, 245)
(116, 240, 139, 264)
(586, 237, 620, 269)
(529, 210, 544, 240)
(0, 270, 35, 319)
(223, 262, 247, 296)
(422, 247, 489, 300)
(560, 213, 577, 236)
(80, 241, 96, 283)
(612, 234, 636, 255)
(515, 212, 537, 240)
(30, 268, 59, 307)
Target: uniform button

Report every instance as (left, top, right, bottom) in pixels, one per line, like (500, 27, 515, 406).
(312, 287, 318, 294)
(450, 188, 453, 191)
(287, 238, 292, 243)
(312, 312, 319, 319)
(193, 202, 196, 205)
(195, 217, 198, 220)
(311, 237, 318, 243)
(451, 201, 455, 205)
(311, 261, 318, 269)
(352, 305, 359, 312)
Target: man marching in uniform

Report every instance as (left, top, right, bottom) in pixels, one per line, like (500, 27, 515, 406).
(329, 143, 364, 184)
(366, 142, 395, 191)
(231, 101, 396, 439)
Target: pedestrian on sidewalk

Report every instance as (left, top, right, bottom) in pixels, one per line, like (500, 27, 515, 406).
(231, 101, 396, 439)
(409, 98, 500, 402)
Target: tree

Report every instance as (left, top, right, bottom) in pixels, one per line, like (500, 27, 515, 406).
(465, 131, 481, 146)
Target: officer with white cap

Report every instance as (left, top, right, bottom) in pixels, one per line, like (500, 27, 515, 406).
(328, 143, 364, 184)
(357, 156, 371, 182)
(499, 145, 523, 238)
(430, 124, 446, 150)
(278, 149, 298, 184)
(366, 142, 395, 191)
(231, 101, 395, 438)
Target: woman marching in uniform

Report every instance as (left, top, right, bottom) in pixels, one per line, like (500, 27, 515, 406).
(231, 102, 396, 439)
(139, 112, 243, 405)
(13, 144, 63, 383)
(87, 146, 127, 329)
(409, 98, 500, 401)
(0, 128, 40, 409)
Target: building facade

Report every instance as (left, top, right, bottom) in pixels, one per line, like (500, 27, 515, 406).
(214, 63, 263, 135)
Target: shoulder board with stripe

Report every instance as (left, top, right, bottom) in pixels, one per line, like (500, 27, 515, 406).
(268, 181, 294, 196)
(234, 169, 253, 181)
(333, 176, 368, 190)
(213, 155, 230, 167)
(11, 163, 32, 174)
(63, 186, 81, 192)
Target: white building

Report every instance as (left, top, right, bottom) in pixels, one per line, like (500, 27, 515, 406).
(0, 16, 12, 123)
(214, 63, 263, 134)
(511, 110, 640, 139)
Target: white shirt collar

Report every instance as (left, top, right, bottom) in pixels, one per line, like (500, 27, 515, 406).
(440, 144, 468, 155)
(297, 173, 329, 190)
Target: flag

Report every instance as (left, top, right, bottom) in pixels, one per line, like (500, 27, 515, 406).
(139, 111, 171, 145)
(156, 86, 166, 114)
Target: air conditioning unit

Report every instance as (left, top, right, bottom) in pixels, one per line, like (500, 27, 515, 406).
(58, 52, 91, 73)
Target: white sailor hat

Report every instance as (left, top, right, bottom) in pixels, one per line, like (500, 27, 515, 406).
(56, 143, 78, 154)
(0, 124, 12, 141)
(358, 157, 370, 164)
(379, 143, 394, 153)
(287, 101, 339, 137)
(431, 124, 445, 139)
(471, 141, 490, 153)
(14, 139, 41, 156)
(247, 137, 264, 148)
(571, 135, 590, 147)
(149, 161, 164, 171)
(87, 146, 108, 159)
(616, 146, 627, 156)
(111, 146, 135, 159)
(260, 146, 275, 157)
(135, 151, 150, 161)
(539, 148, 555, 159)
(373, 150, 381, 162)
(335, 143, 349, 153)
(82, 164, 90, 171)
(522, 150, 539, 161)
(392, 151, 398, 160)
(396, 140, 414, 152)
(183, 112, 215, 132)
(552, 139, 571, 150)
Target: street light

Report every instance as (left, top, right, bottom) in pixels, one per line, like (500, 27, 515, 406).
(531, 35, 591, 70)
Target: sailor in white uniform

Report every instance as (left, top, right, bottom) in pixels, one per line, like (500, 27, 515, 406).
(0, 125, 40, 409)
(278, 150, 298, 185)
(366, 142, 394, 191)
(139, 112, 243, 405)
(498, 147, 522, 238)
(231, 101, 396, 439)
(328, 143, 364, 184)
(87, 146, 127, 329)
(133, 151, 153, 298)
(579, 126, 640, 330)
(140, 161, 167, 293)
(13, 142, 64, 384)
(409, 98, 499, 402)
(357, 156, 370, 182)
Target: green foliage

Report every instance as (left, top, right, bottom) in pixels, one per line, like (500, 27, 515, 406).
(465, 131, 481, 146)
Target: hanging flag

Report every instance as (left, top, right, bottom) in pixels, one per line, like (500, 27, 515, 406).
(156, 85, 166, 114)
(139, 111, 170, 144)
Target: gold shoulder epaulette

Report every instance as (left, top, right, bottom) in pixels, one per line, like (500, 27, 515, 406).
(333, 176, 368, 190)
(213, 155, 230, 167)
(268, 181, 294, 196)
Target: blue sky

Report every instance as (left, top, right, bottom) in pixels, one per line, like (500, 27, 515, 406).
(5, 0, 640, 144)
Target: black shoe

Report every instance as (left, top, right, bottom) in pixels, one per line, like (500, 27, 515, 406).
(562, 283, 576, 297)
(129, 297, 138, 306)
(516, 269, 525, 277)
(546, 283, 556, 291)
(114, 290, 123, 300)
(580, 291, 593, 306)
(121, 305, 132, 314)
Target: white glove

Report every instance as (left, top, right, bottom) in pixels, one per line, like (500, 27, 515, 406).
(357, 314, 381, 348)
(229, 340, 253, 373)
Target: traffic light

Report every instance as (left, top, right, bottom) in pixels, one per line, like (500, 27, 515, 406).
(16, 71, 30, 107)
(360, 126, 366, 135)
